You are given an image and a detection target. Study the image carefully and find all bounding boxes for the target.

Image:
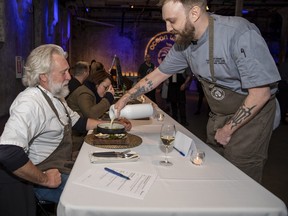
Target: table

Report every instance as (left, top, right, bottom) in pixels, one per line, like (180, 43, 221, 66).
(57, 107, 287, 216)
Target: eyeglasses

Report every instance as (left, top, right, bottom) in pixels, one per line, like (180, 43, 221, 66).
(101, 84, 109, 91)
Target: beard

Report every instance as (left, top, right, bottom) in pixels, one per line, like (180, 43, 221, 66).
(174, 20, 196, 47)
(48, 78, 70, 98)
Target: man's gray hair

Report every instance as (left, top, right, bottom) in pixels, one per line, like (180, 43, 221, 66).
(22, 44, 68, 87)
(71, 61, 90, 77)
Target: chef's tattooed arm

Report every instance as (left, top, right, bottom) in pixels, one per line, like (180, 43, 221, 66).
(127, 77, 155, 100)
(227, 103, 256, 129)
(215, 86, 271, 145)
(114, 68, 170, 112)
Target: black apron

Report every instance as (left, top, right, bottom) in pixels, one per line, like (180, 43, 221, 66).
(36, 88, 74, 174)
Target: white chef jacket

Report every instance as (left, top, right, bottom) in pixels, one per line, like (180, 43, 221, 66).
(0, 86, 80, 164)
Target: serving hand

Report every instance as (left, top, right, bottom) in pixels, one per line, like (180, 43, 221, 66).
(114, 93, 130, 118)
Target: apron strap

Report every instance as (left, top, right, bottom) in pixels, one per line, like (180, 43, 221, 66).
(208, 16, 216, 85)
(37, 86, 71, 126)
(36, 86, 73, 174)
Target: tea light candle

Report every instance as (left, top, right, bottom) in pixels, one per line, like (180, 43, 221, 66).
(191, 151, 205, 166)
(157, 113, 164, 121)
(192, 156, 203, 165)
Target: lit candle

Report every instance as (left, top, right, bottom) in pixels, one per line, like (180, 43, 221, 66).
(157, 113, 164, 121)
(192, 156, 203, 165)
(191, 151, 205, 166)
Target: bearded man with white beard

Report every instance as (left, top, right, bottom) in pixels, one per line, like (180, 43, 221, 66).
(0, 44, 131, 215)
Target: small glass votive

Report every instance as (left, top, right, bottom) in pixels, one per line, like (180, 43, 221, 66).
(156, 113, 164, 121)
(191, 151, 205, 166)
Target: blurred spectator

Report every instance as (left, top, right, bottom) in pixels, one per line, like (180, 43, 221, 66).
(138, 54, 156, 102)
(167, 67, 192, 126)
(65, 61, 90, 99)
(277, 59, 288, 124)
(67, 69, 115, 151)
(90, 59, 96, 71)
(91, 61, 105, 74)
(67, 69, 114, 120)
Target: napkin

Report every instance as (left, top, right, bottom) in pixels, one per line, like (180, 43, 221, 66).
(173, 131, 195, 157)
(90, 151, 140, 163)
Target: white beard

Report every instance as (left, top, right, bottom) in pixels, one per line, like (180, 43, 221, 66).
(48, 79, 70, 98)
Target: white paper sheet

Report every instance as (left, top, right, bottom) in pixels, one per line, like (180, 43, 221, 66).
(73, 167, 157, 199)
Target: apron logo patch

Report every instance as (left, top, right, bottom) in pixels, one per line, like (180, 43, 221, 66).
(211, 87, 225, 100)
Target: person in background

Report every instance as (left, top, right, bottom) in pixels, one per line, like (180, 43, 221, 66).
(138, 54, 156, 102)
(114, 0, 280, 183)
(93, 61, 105, 73)
(167, 67, 192, 126)
(67, 69, 114, 121)
(65, 61, 90, 99)
(67, 69, 115, 151)
(0, 44, 131, 214)
(85, 61, 105, 96)
(277, 59, 288, 124)
(90, 59, 97, 72)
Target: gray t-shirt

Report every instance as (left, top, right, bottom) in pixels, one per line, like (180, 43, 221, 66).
(159, 14, 280, 95)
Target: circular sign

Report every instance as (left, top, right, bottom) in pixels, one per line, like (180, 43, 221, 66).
(144, 31, 175, 67)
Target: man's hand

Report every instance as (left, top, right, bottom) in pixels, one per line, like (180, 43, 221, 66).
(42, 168, 62, 188)
(117, 118, 132, 131)
(13, 160, 62, 188)
(114, 93, 130, 118)
(215, 126, 232, 145)
(114, 68, 170, 117)
(214, 86, 271, 146)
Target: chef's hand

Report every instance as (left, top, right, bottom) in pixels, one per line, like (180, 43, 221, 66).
(114, 93, 130, 118)
(117, 118, 132, 131)
(214, 126, 232, 145)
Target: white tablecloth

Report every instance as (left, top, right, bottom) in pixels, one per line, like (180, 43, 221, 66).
(57, 109, 287, 216)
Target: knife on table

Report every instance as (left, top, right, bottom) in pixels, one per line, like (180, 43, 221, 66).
(92, 150, 131, 157)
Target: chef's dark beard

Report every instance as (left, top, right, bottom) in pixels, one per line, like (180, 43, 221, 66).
(174, 21, 196, 47)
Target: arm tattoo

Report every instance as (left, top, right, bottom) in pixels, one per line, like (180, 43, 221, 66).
(227, 103, 256, 129)
(128, 78, 154, 100)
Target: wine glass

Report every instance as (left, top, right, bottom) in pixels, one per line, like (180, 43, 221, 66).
(160, 124, 176, 166)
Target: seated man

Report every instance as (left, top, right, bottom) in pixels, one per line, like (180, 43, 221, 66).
(0, 44, 131, 214)
(65, 61, 90, 99)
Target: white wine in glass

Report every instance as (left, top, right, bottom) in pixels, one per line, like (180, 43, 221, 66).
(160, 124, 176, 166)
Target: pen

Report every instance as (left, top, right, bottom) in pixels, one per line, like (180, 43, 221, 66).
(173, 146, 185, 156)
(104, 167, 131, 180)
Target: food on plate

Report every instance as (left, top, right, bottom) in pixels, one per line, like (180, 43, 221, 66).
(95, 133, 127, 139)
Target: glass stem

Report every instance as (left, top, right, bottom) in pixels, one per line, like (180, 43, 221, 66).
(165, 147, 168, 163)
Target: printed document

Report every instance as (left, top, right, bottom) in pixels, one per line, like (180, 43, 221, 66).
(74, 167, 157, 199)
